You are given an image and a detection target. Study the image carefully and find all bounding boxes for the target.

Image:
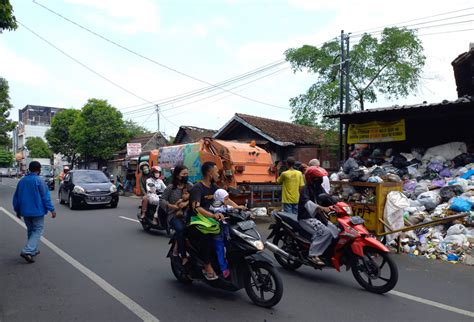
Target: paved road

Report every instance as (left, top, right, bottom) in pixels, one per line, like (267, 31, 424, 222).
(1, 177, 473, 322)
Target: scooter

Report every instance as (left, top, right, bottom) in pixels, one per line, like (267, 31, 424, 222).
(168, 209, 284, 308)
(137, 193, 173, 236)
(268, 202, 398, 294)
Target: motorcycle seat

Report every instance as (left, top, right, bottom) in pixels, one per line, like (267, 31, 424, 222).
(276, 212, 313, 240)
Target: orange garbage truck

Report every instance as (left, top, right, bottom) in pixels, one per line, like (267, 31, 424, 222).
(135, 138, 281, 207)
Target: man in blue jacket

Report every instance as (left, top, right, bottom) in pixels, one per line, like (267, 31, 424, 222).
(13, 161, 56, 263)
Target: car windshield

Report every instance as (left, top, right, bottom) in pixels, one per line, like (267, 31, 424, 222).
(74, 171, 109, 184)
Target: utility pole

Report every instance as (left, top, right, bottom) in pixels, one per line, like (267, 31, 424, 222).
(155, 104, 160, 133)
(345, 34, 351, 114)
(338, 30, 345, 162)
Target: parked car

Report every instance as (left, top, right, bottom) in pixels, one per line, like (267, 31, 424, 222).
(59, 170, 118, 210)
(0, 168, 8, 177)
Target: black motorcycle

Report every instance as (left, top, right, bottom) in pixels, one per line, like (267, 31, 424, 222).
(168, 209, 284, 308)
(137, 193, 173, 236)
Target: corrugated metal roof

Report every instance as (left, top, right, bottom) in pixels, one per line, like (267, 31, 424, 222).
(326, 96, 473, 118)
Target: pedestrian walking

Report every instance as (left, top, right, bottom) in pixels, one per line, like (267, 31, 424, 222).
(13, 161, 56, 263)
(277, 157, 305, 214)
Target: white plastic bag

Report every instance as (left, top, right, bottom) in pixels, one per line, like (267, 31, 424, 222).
(422, 142, 467, 162)
(446, 224, 467, 236)
(384, 191, 410, 243)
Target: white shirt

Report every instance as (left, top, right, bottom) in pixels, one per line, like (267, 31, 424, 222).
(322, 176, 330, 194)
(146, 177, 167, 193)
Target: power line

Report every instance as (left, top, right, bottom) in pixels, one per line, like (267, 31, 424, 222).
(33, 0, 290, 110)
(351, 6, 474, 34)
(124, 66, 291, 117)
(120, 60, 286, 111)
(418, 27, 474, 36)
(18, 21, 178, 130)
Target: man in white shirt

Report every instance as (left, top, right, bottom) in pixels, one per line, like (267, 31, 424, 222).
(308, 159, 330, 193)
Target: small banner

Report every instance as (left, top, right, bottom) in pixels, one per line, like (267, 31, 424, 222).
(127, 143, 142, 157)
(347, 119, 406, 144)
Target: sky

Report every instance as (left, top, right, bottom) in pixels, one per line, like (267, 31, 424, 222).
(1, 0, 473, 138)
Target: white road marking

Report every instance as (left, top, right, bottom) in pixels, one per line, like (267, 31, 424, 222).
(389, 290, 474, 318)
(0, 207, 159, 322)
(119, 216, 140, 223)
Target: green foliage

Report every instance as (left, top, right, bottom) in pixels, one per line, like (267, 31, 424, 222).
(124, 119, 149, 140)
(285, 27, 425, 130)
(45, 109, 80, 165)
(25, 137, 52, 159)
(70, 99, 128, 161)
(0, 0, 17, 33)
(0, 77, 16, 147)
(0, 148, 13, 166)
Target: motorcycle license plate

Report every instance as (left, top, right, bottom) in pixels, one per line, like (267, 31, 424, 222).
(350, 216, 365, 225)
(237, 220, 256, 231)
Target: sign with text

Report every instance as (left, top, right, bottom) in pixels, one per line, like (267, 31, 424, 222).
(347, 119, 406, 144)
(127, 143, 142, 157)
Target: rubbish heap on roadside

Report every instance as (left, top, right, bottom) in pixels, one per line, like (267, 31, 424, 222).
(330, 141, 474, 265)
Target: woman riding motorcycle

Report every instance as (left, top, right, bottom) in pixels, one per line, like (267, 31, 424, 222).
(138, 161, 151, 195)
(146, 166, 167, 194)
(297, 166, 339, 266)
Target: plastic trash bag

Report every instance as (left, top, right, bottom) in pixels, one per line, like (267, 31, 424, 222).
(446, 224, 467, 236)
(452, 153, 474, 168)
(439, 185, 464, 202)
(343, 158, 359, 174)
(403, 180, 417, 192)
(330, 173, 339, 181)
(449, 197, 472, 212)
(414, 182, 429, 197)
(422, 142, 467, 162)
(384, 191, 410, 243)
(440, 168, 452, 177)
(417, 190, 442, 211)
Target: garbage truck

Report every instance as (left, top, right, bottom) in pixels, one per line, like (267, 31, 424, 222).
(135, 138, 281, 207)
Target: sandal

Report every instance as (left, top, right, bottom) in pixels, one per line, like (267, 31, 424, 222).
(308, 256, 325, 266)
(202, 270, 218, 281)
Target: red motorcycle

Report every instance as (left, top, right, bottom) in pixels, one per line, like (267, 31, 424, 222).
(266, 201, 398, 294)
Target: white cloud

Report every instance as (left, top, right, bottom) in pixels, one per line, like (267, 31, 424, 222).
(192, 24, 209, 38)
(66, 0, 160, 34)
(0, 43, 51, 86)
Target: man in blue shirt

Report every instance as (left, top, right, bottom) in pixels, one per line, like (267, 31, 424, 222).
(13, 161, 56, 263)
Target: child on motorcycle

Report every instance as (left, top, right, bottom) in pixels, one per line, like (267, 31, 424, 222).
(210, 189, 233, 278)
(140, 182, 160, 220)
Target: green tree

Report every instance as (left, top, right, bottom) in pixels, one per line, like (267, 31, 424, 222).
(0, 77, 16, 147)
(71, 99, 128, 162)
(0, 0, 17, 33)
(25, 136, 52, 158)
(45, 109, 81, 166)
(124, 119, 149, 140)
(0, 148, 13, 166)
(285, 27, 425, 129)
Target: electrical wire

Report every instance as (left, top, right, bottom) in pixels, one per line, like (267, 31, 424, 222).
(33, 0, 290, 110)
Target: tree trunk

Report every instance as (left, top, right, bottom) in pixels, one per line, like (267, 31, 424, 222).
(359, 93, 364, 111)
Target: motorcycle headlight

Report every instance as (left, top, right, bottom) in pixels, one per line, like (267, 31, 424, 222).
(73, 186, 85, 194)
(232, 228, 265, 251)
(110, 185, 117, 193)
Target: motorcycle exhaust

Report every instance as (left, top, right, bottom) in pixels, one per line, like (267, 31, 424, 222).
(264, 241, 297, 261)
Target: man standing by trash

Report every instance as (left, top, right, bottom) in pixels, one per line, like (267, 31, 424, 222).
(309, 159, 331, 194)
(13, 161, 56, 263)
(277, 157, 305, 214)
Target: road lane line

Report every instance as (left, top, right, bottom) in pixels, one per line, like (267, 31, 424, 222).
(0, 207, 160, 322)
(389, 290, 474, 318)
(119, 216, 140, 223)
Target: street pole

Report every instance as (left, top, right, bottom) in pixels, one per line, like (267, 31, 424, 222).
(344, 33, 351, 160)
(339, 30, 345, 163)
(155, 104, 160, 133)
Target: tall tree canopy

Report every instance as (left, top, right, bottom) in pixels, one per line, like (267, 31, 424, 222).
(285, 27, 425, 129)
(124, 119, 149, 140)
(70, 99, 128, 162)
(0, 0, 17, 33)
(45, 109, 81, 166)
(0, 77, 16, 147)
(25, 137, 52, 159)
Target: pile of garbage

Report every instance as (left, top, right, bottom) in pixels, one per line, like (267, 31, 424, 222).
(330, 141, 474, 264)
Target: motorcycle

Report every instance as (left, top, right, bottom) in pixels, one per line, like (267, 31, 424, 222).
(268, 201, 398, 294)
(137, 192, 173, 236)
(168, 209, 284, 308)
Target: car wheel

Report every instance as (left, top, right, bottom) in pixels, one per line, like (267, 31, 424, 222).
(110, 201, 118, 208)
(69, 194, 78, 210)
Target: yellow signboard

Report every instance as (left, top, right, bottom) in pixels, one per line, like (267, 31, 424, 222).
(347, 119, 406, 144)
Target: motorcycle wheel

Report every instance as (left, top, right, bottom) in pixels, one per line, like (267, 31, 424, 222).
(272, 232, 303, 270)
(170, 256, 193, 284)
(351, 247, 398, 294)
(244, 261, 283, 308)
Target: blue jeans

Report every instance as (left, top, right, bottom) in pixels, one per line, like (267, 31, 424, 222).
(170, 217, 186, 257)
(22, 216, 45, 255)
(283, 203, 298, 214)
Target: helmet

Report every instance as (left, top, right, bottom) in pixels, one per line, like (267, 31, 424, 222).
(139, 161, 149, 170)
(151, 166, 162, 173)
(305, 166, 328, 183)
